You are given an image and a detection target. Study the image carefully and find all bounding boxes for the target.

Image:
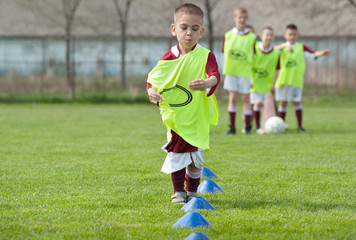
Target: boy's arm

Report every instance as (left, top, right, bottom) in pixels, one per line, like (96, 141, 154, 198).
(188, 76, 218, 91)
(314, 49, 330, 59)
(188, 52, 220, 94)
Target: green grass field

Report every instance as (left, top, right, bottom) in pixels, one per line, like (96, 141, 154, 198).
(0, 101, 355, 239)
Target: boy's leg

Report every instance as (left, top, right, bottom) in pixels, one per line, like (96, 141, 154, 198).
(185, 163, 202, 192)
(253, 102, 262, 129)
(294, 102, 304, 131)
(171, 168, 187, 203)
(227, 91, 238, 134)
(278, 101, 288, 121)
(185, 159, 202, 202)
(171, 168, 186, 192)
(242, 93, 252, 134)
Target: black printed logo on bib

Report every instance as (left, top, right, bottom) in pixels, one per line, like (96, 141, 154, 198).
(286, 59, 297, 68)
(160, 85, 193, 107)
(229, 49, 247, 61)
(253, 67, 268, 78)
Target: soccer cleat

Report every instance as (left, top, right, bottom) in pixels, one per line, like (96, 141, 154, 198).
(255, 127, 265, 135)
(225, 125, 236, 135)
(186, 191, 198, 203)
(297, 127, 306, 132)
(171, 191, 187, 204)
(241, 126, 252, 135)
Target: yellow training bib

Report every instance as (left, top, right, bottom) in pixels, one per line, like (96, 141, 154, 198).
(147, 47, 219, 150)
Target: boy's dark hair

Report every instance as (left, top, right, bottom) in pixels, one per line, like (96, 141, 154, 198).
(174, 3, 204, 22)
(286, 24, 298, 31)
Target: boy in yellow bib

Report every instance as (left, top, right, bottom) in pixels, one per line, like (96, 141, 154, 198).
(275, 24, 329, 131)
(222, 8, 256, 135)
(250, 27, 281, 133)
(147, 4, 220, 204)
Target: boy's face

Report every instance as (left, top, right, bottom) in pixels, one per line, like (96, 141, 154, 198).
(260, 29, 274, 46)
(234, 10, 248, 29)
(171, 13, 204, 53)
(284, 29, 299, 44)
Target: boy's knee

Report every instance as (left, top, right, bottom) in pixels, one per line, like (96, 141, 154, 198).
(242, 94, 250, 103)
(188, 163, 201, 172)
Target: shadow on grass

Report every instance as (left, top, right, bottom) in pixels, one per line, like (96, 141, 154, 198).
(209, 199, 355, 212)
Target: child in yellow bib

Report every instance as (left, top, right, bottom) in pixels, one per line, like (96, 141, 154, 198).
(250, 27, 280, 134)
(275, 24, 329, 132)
(147, 4, 220, 204)
(222, 8, 256, 135)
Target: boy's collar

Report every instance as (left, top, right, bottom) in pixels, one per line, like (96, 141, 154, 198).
(233, 27, 249, 35)
(258, 42, 273, 53)
(172, 44, 201, 58)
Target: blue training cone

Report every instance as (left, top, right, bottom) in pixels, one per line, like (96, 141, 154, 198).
(181, 197, 216, 211)
(185, 232, 211, 240)
(198, 179, 224, 194)
(201, 167, 219, 179)
(172, 212, 212, 229)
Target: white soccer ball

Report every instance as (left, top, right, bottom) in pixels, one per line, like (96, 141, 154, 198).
(264, 116, 287, 134)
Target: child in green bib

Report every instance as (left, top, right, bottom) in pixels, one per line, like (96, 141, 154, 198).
(147, 4, 220, 204)
(250, 27, 281, 134)
(275, 24, 329, 132)
(222, 8, 256, 135)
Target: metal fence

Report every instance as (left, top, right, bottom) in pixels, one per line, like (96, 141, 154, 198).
(0, 35, 355, 99)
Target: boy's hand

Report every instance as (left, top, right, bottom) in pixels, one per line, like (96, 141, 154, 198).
(274, 44, 293, 53)
(147, 87, 162, 105)
(314, 49, 330, 59)
(188, 79, 208, 91)
(323, 49, 330, 56)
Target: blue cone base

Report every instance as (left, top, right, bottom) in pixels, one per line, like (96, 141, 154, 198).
(185, 232, 211, 240)
(198, 179, 224, 194)
(201, 167, 219, 179)
(172, 212, 212, 229)
(181, 197, 216, 211)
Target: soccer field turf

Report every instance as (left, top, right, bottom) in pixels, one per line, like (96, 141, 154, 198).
(0, 102, 355, 239)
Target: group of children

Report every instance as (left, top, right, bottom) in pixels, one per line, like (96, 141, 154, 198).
(224, 8, 329, 135)
(147, 4, 329, 204)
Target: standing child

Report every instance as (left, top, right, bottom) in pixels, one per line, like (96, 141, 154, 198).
(250, 26, 280, 134)
(275, 24, 329, 131)
(147, 3, 220, 204)
(222, 8, 256, 135)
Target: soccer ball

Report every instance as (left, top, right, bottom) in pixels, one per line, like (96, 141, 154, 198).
(264, 116, 287, 134)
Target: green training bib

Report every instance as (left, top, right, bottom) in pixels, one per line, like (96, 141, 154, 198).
(222, 30, 256, 78)
(275, 43, 306, 89)
(251, 42, 280, 94)
(147, 47, 219, 150)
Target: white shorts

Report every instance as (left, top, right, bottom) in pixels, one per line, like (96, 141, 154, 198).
(223, 75, 251, 94)
(160, 143, 205, 174)
(250, 92, 270, 104)
(275, 85, 303, 102)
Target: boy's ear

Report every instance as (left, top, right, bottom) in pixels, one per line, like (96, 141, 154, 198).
(199, 27, 205, 38)
(171, 24, 177, 37)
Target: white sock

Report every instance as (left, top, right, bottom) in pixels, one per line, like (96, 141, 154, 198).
(186, 169, 202, 179)
(294, 104, 302, 111)
(228, 106, 236, 113)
